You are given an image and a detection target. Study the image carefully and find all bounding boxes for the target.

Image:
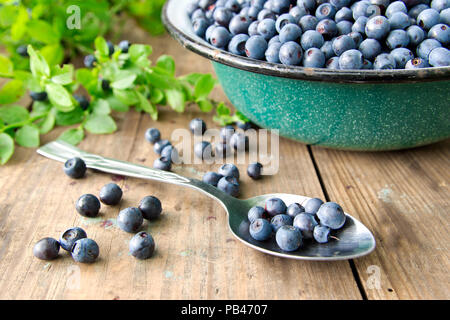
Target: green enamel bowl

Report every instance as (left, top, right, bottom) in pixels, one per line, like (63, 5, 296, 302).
(162, 0, 450, 151)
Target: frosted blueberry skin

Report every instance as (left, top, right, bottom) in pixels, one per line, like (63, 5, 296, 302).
(194, 141, 213, 160)
(286, 203, 305, 218)
(60, 227, 87, 251)
(153, 156, 172, 171)
(189, 118, 207, 136)
(217, 176, 240, 197)
(117, 207, 144, 233)
(265, 197, 287, 217)
(247, 162, 263, 179)
(248, 206, 266, 223)
(249, 218, 272, 241)
(293, 213, 319, 239)
(161, 145, 180, 164)
(154, 139, 171, 155)
(313, 225, 331, 243)
(76, 194, 101, 218)
(429, 47, 450, 67)
(271, 214, 294, 232)
(71, 238, 99, 263)
(99, 183, 123, 205)
(304, 198, 324, 214)
(317, 202, 347, 230)
(33, 238, 60, 260)
(139, 196, 162, 220)
(218, 163, 240, 179)
(64, 157, 86, 179)
(203, 171, 224, 187)
(145, 128, 161, 144)
(129, 232, 155, 260)
(275, 225, 303, 251)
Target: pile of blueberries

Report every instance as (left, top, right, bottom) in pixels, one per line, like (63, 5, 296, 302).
(247, 197, 345, 251)
(33, 157, 159, 262)
(188, 0, 450, 69)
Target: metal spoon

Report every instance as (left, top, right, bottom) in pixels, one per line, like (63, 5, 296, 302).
(37, 141, 376, 261)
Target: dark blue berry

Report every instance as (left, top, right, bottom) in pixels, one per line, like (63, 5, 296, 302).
(249, 218, 272, 241)
(230, 132, 249, 150)
(417, 8, 440, 30)
(218, 163, 240, 179)
(303, 47, 326, 67)
(118, 40, 130, 53)
(326, 56, 341, 69)
(389, 12, 411, 30)
(118, 207, 143, 233)
(279, 23, 303, 43)
(301, 30, 324, 50)
(210, 26, 232, 47)
(266, 42, 283, 62)
(245, 35, 268, 59)
(101, 79, 111, 91)
(190, 118, 207, 135)
(76, 194, 100, 218)
(107, 41, 115, 56)
(300, 15, 319, 32)
(217, 175, 240, 197)
(304, 198, 324, 214)
(275, 225, 302, 251)
(229, 15, 251, 35)
(214, 6, 233, 27)
(193, 18, 209, 37)
(129, 232, 155, 260)
(315, 3, 337, 21)
(293, 213, 318, 239)
(248, 206, 266, 223)
(247, 162, 263, 179)
(99, 183, 123, 205)
(59, 227, 87, 251)
(365, 16, 391, 40)
(428, 24, 449, 45)
(374, 53, 396, 69)
(161, 145, 180, 164)
(321, 40, 335, 59)
(352, 16, 368, 34)
(316, 19, 338, 39)
(332, 35, 356, 56)
(145, 128, 161, 144)
(64, 157, 86, 179)
(385, 1, 407, 19)
(74, 94, 90, 110)
(71, 238, 99, 263)
(391, 48, 414, 68)
(429, 47, 450, 66)
(33, 238, 60, 260)
(417, 38, 442, 60)
(359, 38, 382, 60)
(271, 214, 293, 232)
(30, 91, 48, 101)
(276, 14, 296, 33)
(194, 141, 213, 160)
(203, 171, 224, 186)
(287, 203, 305, 218)
(265, 197, 287, 217)
(84, 55, 96, 68)
(279, 41, 303, 65)
(317, 202, 346, 229)
(228, 34, 250, 55)
(154, 156, 172, 171)
(337, 20, 353, 35)
(313, 225, 331, 243)
(154, 139, 171, 154)
(139, 196, 162, 220)
(258, 18, 277, 40)
(16, 45, 29, 57)
(386, 29, 410, 49)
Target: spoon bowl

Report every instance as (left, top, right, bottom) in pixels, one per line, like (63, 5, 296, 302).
(38, 141, 375, 261)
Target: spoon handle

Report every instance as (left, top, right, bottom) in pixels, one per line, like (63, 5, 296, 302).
(37, 141, 236, 207)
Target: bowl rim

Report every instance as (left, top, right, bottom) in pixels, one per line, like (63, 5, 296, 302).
(162, 0, 450, 84)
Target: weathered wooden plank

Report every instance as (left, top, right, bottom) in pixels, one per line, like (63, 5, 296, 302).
(311, 141, 450, 299)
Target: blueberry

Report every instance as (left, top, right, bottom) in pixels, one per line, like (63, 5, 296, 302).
(214, 6, 233, 27)
(389, 12, 411, 30)
(265, 197, 287, 217)
(160, 144, 179, 162)
(71, 238, 99, 263)
(245, 35, 268, 59)
(248, 21, 260, 36)
(326, 56, 341, 69)
(249, 218, 272, 241)
(348, 32, 364, 47)
(107, 41, 115, 56)
(409, 4, 430, 20)
(229, 15, 251, 35)
(247, 162, 263, 179)
(248, 206, 266, 223)
(118, 40, 130, 53)
(385, 1, 408, 19)
(194, 141, 213, 160)
(293, 213, 318, 239)
(118, 207, 143, 233)
(359, 38, 382, 60)
(300, 15, 319, 31)
(193, 18, 209, 37)
(429, 47, 450, 66)
(154, 139, 171, 155)
(258, 18, 277, 40)
(297, 0, 316, 11)
(101, 79, 111, 91)
(16, 45, 29, 57)
(210, 26, 232, 47)
(352, 16, 368, 34)
(205, 24, 218, 42)
(215, 142, 233, 158)
(220, 125, 235, 142)
(441, 8, 450, 25)
(330, 0, 351, 10)
(33, 238, 60, 260)
(59, 227, 87, 251)
(268, 35, 281, 46)
(225, 0, 241, 13)
(275, 225, 303, 251)
(417, 38, 442, 60)
(276, 13, 297, 32)
(99, 183, 123, 205)
(321, 41, 335, 59)
(313, 225, 331, 243)
(248, 5, 263, 20)
(286, 203, 305, 218)
(406, 25, 425, 46)
(337, 20, 353, 35)
(317, 202, 346, 230)
(230, 132, 249, 150)
(266, 42, 283, 62)
(332, 35, 356, 56)
(189, 118, 207, 135)
(431, 0, 449, 12)
(428, 23, 449, 45)
(236, 121, 254, 131)
(129, 231, 155, 260)
(386, 29, 409, 49)
(217, 176, 240, 197)
(301, 30, 325, 50)
(391, 48, 414, 68)
(315, 3, 337, 20)
(335, 7, 353, 22)
(145, 128, 161, 144)
(271, 0, 291, 14)
(316, 19, 338, 39)
(405, 57, 430, 69)
(74, 94, 90, 110)
(374, 53, 396, 69)
(365, 16, 391, 40)
(139, 196, 162, 220)
(290, 6, 309, 23)
(304, 198, 324, 214)
(76, 194, 100, 218)
(154, 156, 172, 171)
(352, 1, 371, 20)
(218, 163, 240, 179)
(64, 157, 86, 179)
(257, 9, 276, 21)
(303, 47, 326, 67)
(192, 8, 206, 21)
(84, 54, 96, 68)
(279, 41, 304, 65)
(203, 171, 224, 186)
(417, 8, 441, 30)
(30, 91, 48, 102)
(271, 214, 293, 232)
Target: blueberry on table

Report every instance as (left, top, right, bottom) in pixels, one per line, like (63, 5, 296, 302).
(64, 157, 86, 179)
(428, 47, 450, 67)
(129, 231, 155, 260)
(153, 156, 172, 171)
(265, 198, 287, 217)
(247, 162, 263, 179)
(275, 225, 303, 251)
(76, 194, 101, 218)
(16, 45, 29, 57)
(313, 225, 331, 243)
(145, 128, 161, 144)
(248, 206, 266, 223)
(71, 238, 99, 263)
(194, 141, 213, 160)
(118, 40, 130, 53)
(304, 198, 324, 214)
(286, 203, 305, 218)
(218, 163, 240, 179)
(74, 94, 90, 110)
(99, 183, 123, 205)
(293, 213, 318, 239)
(118, 207, 144, 233)
(217, 176, 240, 197)
(154, 139, 171, 155)
(220, 125, 235, 142)
(139, 196, 162, 220)
(161, 145, 180, 164)
(59, 227, 87, 251)
(317, 202, 346, 230)
(271, 214, 294, 232)
(189, 118, 207, 136)
(203, 172, 223, 187)
(33, 238, 60, 260)
(249, 218, 272, 241)
(230, 132, 249, 150)
(30, 91, 48, 102)
(83, 54, 96, 68)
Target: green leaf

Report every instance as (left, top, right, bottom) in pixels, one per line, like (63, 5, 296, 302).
(165, 89, 185, 112)
(0, 105, 29, 124)
(39, 113, 55, 134)
(0, 54, 14, 77)
(76, 68, 98, 95)
(136, 92, 158, 120)
(27, 20, 60, 44)
(41, 44, 64, 67)
(85, 114, 117, 134)
(95, 36, 109, 57)
(28, 45, 50, 78)
(0, 133, 14, 165)
(180, 73, 206, 86)
(156, 55, 175, 76)
(106, 96, 129, 112)
(197, 98, 214, 112)
(92, 99, 111, 115)
(111, 73, 136, 90)
(15, 125, 40, 148)
(55, 107, 84, 126)
(58, 128, 84, 145)
(194, 74, 216, 100)
(51, 64, 74, 85)
(129, 44, 152, 65)
(0, 80, 25, 104)
(11, 7, 29, 40)
(30, 101, 52, 117)
(45, 83, 74, 112)
(113, 89, 138, 106)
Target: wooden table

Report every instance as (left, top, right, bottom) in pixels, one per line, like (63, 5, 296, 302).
(0, 25, 449, 300)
